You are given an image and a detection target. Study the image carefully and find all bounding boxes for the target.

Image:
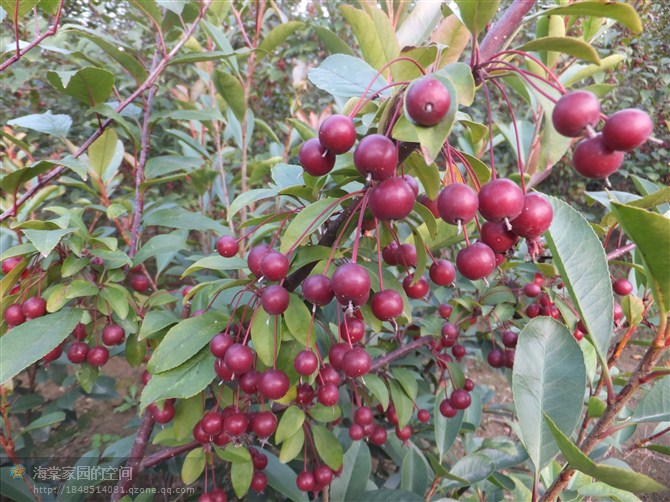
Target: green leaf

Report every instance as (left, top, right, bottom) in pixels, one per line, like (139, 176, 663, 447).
(545, 196, 614, 364)
(181, 447, 205, 485)
(265, 452, 309, 502)
(284, 294, 314, 347)
(534, 1, 643, 34)
(125, 331, 146, 367)
(401, 446, 431, 494)
(330, 441, 371, 502)
(145, 206, 228, 234)
(307, 54, 390, 99)
(228, 188, 278, 222)
(578, 482, 643, 502)
(309, 403, 341, 423)
(439, 62, 476, 106)
(173, 395, 203, 441)
(279, 428, 304, 463)
(434, 399, 464, 461)
(258, 21, 304, 59)
(182, 256, 246, 277)
(389, 380, 413, 428)
(21, 411, 66, 435)
(148, 311, 227, 373)
(444, 452, 495, 489)
(61, 254, 89, 278)
(0, 0, 39, 18)
(76, 364, 99, 393)
(88, 128, 119, 180)
(47, 67, 115, 107)
(517, 37, 600, 64)
(7, 111, 72, 138)
(610, 203, 670, 315)
(312, 424, 343, 470)
(455, 0, 500, 36)
(0, 163, 52, 194)
(138, 310, 179, 340)
(545, 414, 666, 493)
(393, 368, 418, 401)
(0, 309, 82, 384)
(632, 377, 670, 423)
(231, 459, 253, 498)
(213, 70, 246, 121)
(363, 373, 389, 410)
(340, 5, 399, 72)
(561, 54, 626, 87)
(216, 443, 252, 463)
(250, 308, 275, 367)
(23, 228, 74, 258)
(313, 26, 354, 56)
(275, 406, 305, 443)
(512, 317, 586, 471)
(406, 151, 441, 200)
(66, 279, 98, 299)
(280, 198, 341, 253)
(133, 233, 188, 266)
(140, 347, 215, 413)
(396, 0, 443, 48)
(129, 0, 163, 29)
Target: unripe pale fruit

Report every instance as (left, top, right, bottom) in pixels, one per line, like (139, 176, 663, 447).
(368, 177, 415, 221)
(405, 76, 451, 126)
(302, 274, 334, 306)
(261, 285, 290, 315)
(260, 251, 289, 281)
(216, 235, 239, 257)
(456, 243, 496, 280)
(480, 221, 518, 253)
(478, 178, 524, 222)
(331, 262, 371, 306)
(318, 114, 356, 154)
(552, 90, 600, 137)
(510, 193, 553, 239)
(602, 108, 653, 151)
(572, 134, 624, 179)
(353, 134, 398, 180)
(437, 183, 479, 225)
(370, 289, 404, 321)
(299, 138, 336, 176)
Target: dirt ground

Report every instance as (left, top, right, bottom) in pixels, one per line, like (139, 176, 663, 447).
(29, 343, 670, 501)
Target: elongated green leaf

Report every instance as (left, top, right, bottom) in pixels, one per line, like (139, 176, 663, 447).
(401, 446, 431, 494)
(228, 188, 278, 222)
(545, 414, 666, 493)
(47, 68, 115, 107)
(434, 399, 464, 461)
(312, 424, 343, 470)
(231, 459, 253, 498)
(275, 406, 305, 444)
(534, 1, 642, 34)
(561, 54, 626, 87)
(138, 310, 179, 340)
(610, 203, 670, 315)
(7, 111, 72, 138)
(140, 347, 215, 412)
(145, 207, 228, 234)
(181, 447, 205, 485)
(330, 441, 371, 502)
(88, 128, 119, 181)
(284, 293, 313, 347)
(133, 233, 188, 265)
(313, 26, 354, 56)
(307, 54, 390, 98)
(632, 377, 670, 423)
(279, 428, 304, 463)
(280, 198, 340, 253)
(0, 0, 39, 18)
(517, 37, 600, 64)
(0, 309, 82, 384)
(455, 0, 500, 36)
(512, 317, 586, 471)
(340, 5, 399, 72)
(251, 308, 275, 367)
(147, 312, 227, 373)
(129, 0, 162, 28)
(393, 368, 418, 401)
(182, 256, 246, 277)
(213, 70, 246, 121)
(363, 373, 389, 410)
(258, 21, 304, 59)
(389, 380, 413, 428)
(396, 0, 443, 47)
(265, 452, 308, 502)
(578, 482, 643, 502)
(443, 452, 495, 489)
(545, 196, 614, 363)
(21, 412, 66, 435)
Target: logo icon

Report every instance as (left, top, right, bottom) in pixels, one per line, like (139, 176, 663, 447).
(10, 464, 26, 480)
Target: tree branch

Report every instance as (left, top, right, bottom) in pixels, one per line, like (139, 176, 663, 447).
(606, 243, 636, 261)
(478, 0, 537, 63)
(370, 336, 433, 372)
(111, 411, 156, 501)
(139, 441, 200, 471)
(0, 0, 213, 223)
(0, 0, 65, 72)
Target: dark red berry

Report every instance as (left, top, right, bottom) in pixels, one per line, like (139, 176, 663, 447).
(354, 406, 374, 426)
(296, 471, 316, 492)
(501, 330, 518, 348)
(602, 108, 653, 151)
(396, 424, 412, 441)
(72, 323, 87, 340)
(613, 278, 633, 296)
(487, 348, 505, 368)
(67, 342, 89, 364)
(402, 175, 420, 196)
(299, 138, 336, 176)
(456, 242, 496, 280)
(260, 251, 289, 281)
(478, 178, 524, 223)
(258, 369, 290, 400)
(429, 259, 455, 286)
(339, 317, 365, 343)
(405, 76, 451, 126)
(342, 347, 371, 378)
(319, 114, 356, 154)
(463, 378, 475, 392)
(21, 296, 47, 319)
(552, 90, 600, 137)
(450, 389, 471, 409)
(313, 465, 334, 487)
(252, 411, 278, 437)
(523, 282, 542, 298)
(210, 332, 234, 358)
(130, 274, 151, 293)
(370, 289, 404, 321)
(239, 369, 260, 394)
(317, 383, 339, 406)
(4, 304, 26, 326)
(395, 243, 417, 268)
(261, 285, 290, 315)
(223, 343, 254, 374)
(382, 242, 399, 265)
(294, 350, 319, 376)
(572, 134, 624, 179)
(302, 274, 334, 306)
(328, 343, 349, 371)
(353, 134, 398, 180)
(439, 399, 457, 418)
(510, 193, 553, 239)
(150, 401, 175, 424)
(437, 183, 478, 225)
(295, 383, 315, 405)
(251, 471, 268, 493)
(102, 323, 125, 346)
(438, 304, 453, 319)
(216, 235, 239, 257)
(418, 194, 439, 217)
(223, 412, 249, 437)
(2, 256, 23, 274)
(368, 177, 415, 221)
(247, 244, 270, 278)
(87, 345, 109, 367)
(480, 221, 518, 253)
(369, 426, 388, 445)
(402, 275, 429, 299)
(331, 262, 370, 306)
(201, 412, 224, 435)
(417, 409, 430, 423)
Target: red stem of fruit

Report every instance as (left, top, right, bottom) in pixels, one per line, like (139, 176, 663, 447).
(350, 81, 409, 117)
(481, 78, 498, 180)
(492, 50, 566, 93)
(373, 218, 385, 290)
(491, 79, 526, 193)
(350, 190, 371, 264)
(322, 195, 367, 274)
